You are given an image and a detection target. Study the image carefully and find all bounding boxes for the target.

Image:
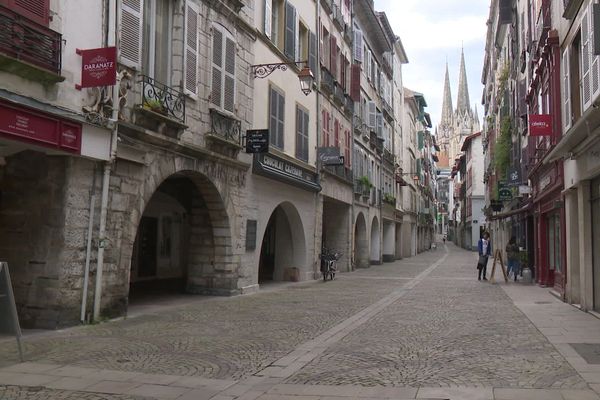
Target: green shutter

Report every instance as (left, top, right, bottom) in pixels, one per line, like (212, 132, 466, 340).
(418, 131, 424, 149)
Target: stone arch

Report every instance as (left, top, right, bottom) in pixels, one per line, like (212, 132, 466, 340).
(258, 201, 307, 282)
(370, 216, 381, 264)
(126, 166, 234, 301)
(354, 212, 369, 268)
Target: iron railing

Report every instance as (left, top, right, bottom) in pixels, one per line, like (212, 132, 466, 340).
(0, 4, 62, 75)
(321, 67, 334, 94)
(209, 108, 241, 144)
(344, 94, 354, 117)
(141, 75, 186, 123)
(333, 82, 345, 106)
(321, 0, 333, 14)
(324, 165, 353, 184)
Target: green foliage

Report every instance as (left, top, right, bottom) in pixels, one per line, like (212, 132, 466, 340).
(494, 116, 512, 180)
(358, 175, 373, 188)
(497, 63, 509, 95)
(383, 193, 396, 204)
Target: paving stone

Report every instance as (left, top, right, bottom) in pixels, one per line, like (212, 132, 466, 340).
(125, 383, 189, 399)
(493, 388, 563, 400)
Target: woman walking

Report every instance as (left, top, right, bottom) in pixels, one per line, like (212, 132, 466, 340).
(477, 232, 491, 281)
(506, 236, 520, 282)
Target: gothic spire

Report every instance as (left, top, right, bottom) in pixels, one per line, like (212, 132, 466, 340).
(456, 47, 471, 115)
(440, 62, 453, 126)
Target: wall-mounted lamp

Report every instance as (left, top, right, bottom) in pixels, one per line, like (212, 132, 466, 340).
(250, 60, 314, 96)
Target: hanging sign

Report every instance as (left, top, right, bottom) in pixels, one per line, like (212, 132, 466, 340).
(317, 146, 344, 166)
(508, 166, 521, 186)
(245, 129, 269, 153)
(76, 47, 117, 89)
(528, 114, 552, 136)
(0, 262, 23, 361)
(498, 181, 513, 201)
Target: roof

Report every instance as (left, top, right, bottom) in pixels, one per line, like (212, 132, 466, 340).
(460, 131, 482, 152)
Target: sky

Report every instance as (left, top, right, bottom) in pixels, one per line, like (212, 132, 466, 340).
(373, 0, 490, 131)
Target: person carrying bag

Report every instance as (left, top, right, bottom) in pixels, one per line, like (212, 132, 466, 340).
(477, 232, 491, 281)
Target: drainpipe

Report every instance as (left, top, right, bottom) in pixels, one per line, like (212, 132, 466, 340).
(314, 0, 322, 279)
(93, 0, 120, 322)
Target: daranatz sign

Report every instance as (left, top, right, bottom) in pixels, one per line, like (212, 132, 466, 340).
(77, 47, 117, 89)
(253, 153, 321, 192)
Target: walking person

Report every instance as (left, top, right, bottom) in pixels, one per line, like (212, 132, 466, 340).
(506, 236, 520, 282)
(477, 232, 491, 281)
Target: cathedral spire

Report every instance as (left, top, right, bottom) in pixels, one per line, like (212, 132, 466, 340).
(440, 62, 453, 126)
(456, 47, 470, 115)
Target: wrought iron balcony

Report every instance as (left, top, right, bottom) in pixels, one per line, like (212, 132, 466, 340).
(0, 4, 62, 76)
(141, 75, 185, 124)
(383, 149, 395, 166)
(343, 24, 352, 44)
(344, 94, 354, 117)
(324, 165, 353, 184)
(353, 115, 366, 135)
(321, 67, 334, 94)
(209, 108, 241, 145)
(332, 4, 344, 31)
(321, 0, 333, 15)
(333, 82, 345, 106)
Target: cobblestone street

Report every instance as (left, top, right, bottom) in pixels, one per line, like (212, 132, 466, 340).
(1, 244, 599, 400)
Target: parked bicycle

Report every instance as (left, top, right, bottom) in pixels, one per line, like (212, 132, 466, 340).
(320, 248, 342, 281)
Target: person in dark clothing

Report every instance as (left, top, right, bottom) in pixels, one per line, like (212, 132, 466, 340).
(477, 232, 491, 281)
(506, 236, 520, 282)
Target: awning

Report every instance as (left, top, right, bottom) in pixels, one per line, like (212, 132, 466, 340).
(488, 202, 532, 221)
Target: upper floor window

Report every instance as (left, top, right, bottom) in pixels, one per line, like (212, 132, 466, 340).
(143, 0, 172, 84)
(269, 85, 285, 149)
(211, 24, 236, 113)
(295, 105, 309, 162)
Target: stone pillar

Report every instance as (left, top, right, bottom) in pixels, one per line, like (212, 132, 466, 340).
(577, 182, 594, 311)
(565, 190, 580, 304)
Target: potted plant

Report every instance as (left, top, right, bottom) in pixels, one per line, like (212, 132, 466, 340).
(358, 176, 372, 196)
(143, 99, 166, 115)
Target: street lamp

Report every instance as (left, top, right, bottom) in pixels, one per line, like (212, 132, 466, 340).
(250, 60, 314, 96)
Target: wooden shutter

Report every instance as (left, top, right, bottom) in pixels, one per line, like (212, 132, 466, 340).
(319, 22, 324, 65)
(296, 107, 309, 162)
(224, 36, 236, 112)
(322, 110, 329, 147)
(368, 101, 376, 129)
(367, 50, 372, 81)
(350, 63, 361, 102)
(590, 3, 600, 99)
(120, 0, 144, 69)
(334, 119, 339, 147)
(7, 0, 49, 26)
(277, 90, 284, 148)
(184, 1, 199, 96)
(308, 31, 317, 76)
(353, 28, 362, 62)
(269, 87, 284, 148)
(582, 10, 592, 109)
(563, 47, 571, 130)
(264, 0, 272, 39)
(284, 2, 296, 59)
(376, 112, 383, 138)
(330, 36, 337, 78)
(345, 130, 350, 168)
(211, 28, 223, 108)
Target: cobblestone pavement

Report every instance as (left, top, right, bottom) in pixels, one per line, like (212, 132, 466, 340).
(0, 245, 597, 400)
(287, 248, 587, 389)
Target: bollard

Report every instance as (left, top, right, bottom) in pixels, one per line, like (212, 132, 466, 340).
(521, 267, 532, 284)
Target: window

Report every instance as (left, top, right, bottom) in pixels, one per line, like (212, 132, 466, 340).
(299, 22, 309, 65)
(269, 86, 285, 149)
(322, 26, 330, 69)
(271, 0, 285, 49)
(296, 106, 309, 162)
(322, 109, 330, 146)
(211, 24, 236, 113)
(143, 0, 172, 84)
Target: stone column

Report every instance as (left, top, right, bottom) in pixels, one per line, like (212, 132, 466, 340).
(577, 182, 594, 311)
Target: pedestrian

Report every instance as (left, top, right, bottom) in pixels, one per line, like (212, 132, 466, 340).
(477, 232, 491, 281)
(443, 235, 446, 244)
(506, 236, 520, 282)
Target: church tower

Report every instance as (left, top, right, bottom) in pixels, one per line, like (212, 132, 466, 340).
(437, 62, 453, 168)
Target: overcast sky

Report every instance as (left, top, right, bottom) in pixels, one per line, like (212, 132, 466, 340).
(373, 0, 490, 131)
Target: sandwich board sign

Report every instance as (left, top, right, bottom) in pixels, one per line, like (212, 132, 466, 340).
(0, 262, 23, 361)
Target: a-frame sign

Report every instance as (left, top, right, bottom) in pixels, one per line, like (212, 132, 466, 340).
(0, 262, 23, 361)
(489, 249, 509, 283)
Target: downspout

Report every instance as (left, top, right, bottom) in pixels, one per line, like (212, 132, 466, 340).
(314, 0, 322, 279)
(93, 0, 120, 322)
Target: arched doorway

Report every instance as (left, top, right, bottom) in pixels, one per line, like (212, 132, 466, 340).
(354, 213, 369, 268)
(258, 202, 306, 283)
(370, 217, 381, 264)
(129, 172, 231, 302)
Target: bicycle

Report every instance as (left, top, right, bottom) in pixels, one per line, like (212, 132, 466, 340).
(320, 248, 342, 281)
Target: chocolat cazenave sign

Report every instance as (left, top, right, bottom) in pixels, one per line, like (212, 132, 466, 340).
(0, 101, 82, 154)
(79, 47, 117, 89)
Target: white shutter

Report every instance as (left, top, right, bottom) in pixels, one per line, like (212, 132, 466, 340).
(367, 50, 372, 81)
(353, 28, 362, 62)
(563, 47, 571, 130)
(264, 0, 272, 39)
(211, 27, 223, 108)
(119, 0, 143, 69)
(184, 1, 199, 96)
(376, 112, 383, 138)
(224, 36, 236, 113)
(582, 10, 592, 109)
(368, 100, 376, 129)
(590, 3, 600, 99)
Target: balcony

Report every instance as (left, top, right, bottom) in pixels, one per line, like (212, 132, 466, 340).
(369, 131, 384, 154)
(0, 4, 63, 83)
(344, 94, 354, 117)
(353, 115, 366, 136)
(332, 4, 344, 31)
(383, 149, 395, 167)
(321, 0, 332, 15)
(343, 24, 352, 44)
(535, 0, 551, 44)
(333, 82, 345, 106)
(324, 165, 353, 184)
(321, 67, 334, 94)
(205, 108, 243, 158)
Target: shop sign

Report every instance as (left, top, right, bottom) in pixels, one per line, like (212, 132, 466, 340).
(253, 153, 321, 192)
(528, 114, 553, 136)
(245, 129, 269, 153)
(0, 102, 81, 154)
(498, 181, 512, 201)
(77, 47, 117, 89)
(519, 185, 532, 195)
(317, 146, 344, 166)
(507, 166, 521, 186)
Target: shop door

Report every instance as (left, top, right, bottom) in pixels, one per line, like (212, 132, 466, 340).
(137, 216, 158, 277)
(547, 212, 562, 291)
(592, 178, 600, 311)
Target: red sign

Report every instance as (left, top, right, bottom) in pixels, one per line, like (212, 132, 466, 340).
(0, 101, 81, 154)
(528, 114, 553, 136)
(79, 47, 116, 88)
